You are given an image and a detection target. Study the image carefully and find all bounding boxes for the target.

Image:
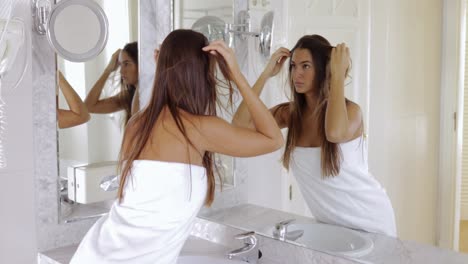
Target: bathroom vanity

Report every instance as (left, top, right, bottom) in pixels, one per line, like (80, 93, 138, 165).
(38, 217, 359, 264)
(38, 208, 468, 264)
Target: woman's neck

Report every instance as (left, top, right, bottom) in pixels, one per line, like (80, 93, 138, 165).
(304, 92, 319, 112)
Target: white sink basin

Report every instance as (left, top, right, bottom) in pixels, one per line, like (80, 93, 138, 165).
(267, 223, 373, 258)
(178, 237, 247, 263)
(177, 255, 246, 264)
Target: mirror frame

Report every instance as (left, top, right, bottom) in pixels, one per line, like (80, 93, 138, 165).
(47, 0, 109, 62)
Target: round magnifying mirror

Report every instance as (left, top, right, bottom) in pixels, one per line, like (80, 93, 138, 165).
(192, 16, 231, 45)
(47, 0, 108, 62)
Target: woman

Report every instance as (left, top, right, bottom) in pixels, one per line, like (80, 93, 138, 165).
(85, 42, 139, 125)
(57, 71, 90, 129)
(233, 35, 396, 236)
(70, 30, 283, 263)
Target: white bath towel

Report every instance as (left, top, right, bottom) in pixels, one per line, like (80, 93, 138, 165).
(290, 137, 397, 236)
(70, 160, 207, 264)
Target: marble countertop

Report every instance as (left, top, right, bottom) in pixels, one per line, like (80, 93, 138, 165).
(38, 236, 230, 264)
(199, 203, 468, 264)
(38, 207, 468, 264)
(38, 216, 357, 264)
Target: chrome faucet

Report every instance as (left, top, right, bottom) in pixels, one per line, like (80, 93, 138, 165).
(227, 231, 259, 264)
(273, 219, 303, 241)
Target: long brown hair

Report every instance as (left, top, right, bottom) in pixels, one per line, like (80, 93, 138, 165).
(118, 41, 138, 125)
(281, 35, 346, 177)
(117, 30, 233, 206)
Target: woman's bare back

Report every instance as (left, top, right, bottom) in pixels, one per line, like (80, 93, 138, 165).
(125, 107, 205, 166)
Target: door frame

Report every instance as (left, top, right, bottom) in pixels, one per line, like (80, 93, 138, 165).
(438, 0, 466, 250)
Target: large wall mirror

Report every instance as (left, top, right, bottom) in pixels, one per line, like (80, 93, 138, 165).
(56, 0, 138, 223)
(51, 0, 464, 262)
(178, 0, 413, 261)
(55, 0, 236, 224)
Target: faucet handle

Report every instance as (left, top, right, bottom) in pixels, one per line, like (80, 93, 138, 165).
(234, 231, 257, 245)
(275, 218, 295, 229)
(274, 219, 296, 241)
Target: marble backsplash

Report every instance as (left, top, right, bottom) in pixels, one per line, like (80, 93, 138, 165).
(32, 9, 96, 253)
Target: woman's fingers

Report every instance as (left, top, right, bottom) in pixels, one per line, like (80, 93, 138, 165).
(203, 40, 242, 80)
(334, 43, 349, 59)
(203, 40, 232, 59)
(112, 49, 121, 60)
(271, 48, 290, 61)
(262, 47, 290, 77)
(330, 43, 351, 78)
(203, 40, 237, 66)
(106, 49, 121, 72)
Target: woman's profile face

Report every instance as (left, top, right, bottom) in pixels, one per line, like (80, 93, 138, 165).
(291, 48, 315, 94)
(119, 51, 138, 86)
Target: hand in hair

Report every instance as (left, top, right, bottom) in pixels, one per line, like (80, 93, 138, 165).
(326, 43, 362, 143)
(263, 47, 290, 77)
(329, 43, 350, 81)
(105, 49, 122, 73)
(202, 40, 242, 81)
(202, 40, 284, 154)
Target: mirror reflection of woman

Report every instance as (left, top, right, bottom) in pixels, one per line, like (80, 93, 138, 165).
(70, 30, 283, 264)
(233, 35, 396, 237)
(57, 71, 90, 129)
(85, 42, 139, 125)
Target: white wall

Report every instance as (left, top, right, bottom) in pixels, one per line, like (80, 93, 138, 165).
(368, 0, 442, 244)
(0, 0, 37, 263)
(461, 0, 468, 221)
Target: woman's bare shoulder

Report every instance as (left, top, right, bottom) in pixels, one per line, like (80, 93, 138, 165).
(345, 99, 362, 118)
(270, 102, 291, 128)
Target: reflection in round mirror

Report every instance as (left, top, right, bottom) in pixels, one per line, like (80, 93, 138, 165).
(47, 0, 108, 62)
(259, 11, 274, 59)
(191, 16, 230, 44)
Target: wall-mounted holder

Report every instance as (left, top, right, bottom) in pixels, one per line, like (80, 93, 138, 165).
(32, 0, 51, 35)
(60, 161, 117, 223)
(67, 161, 118, 204)
(192, 10, 274, 59)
